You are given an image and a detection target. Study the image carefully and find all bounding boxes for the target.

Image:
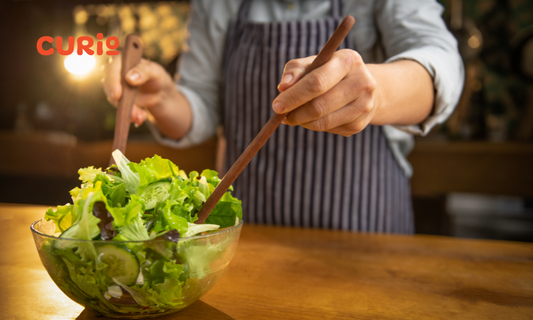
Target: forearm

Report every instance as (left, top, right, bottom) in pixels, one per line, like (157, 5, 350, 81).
(368, 60, 434, 126)
(147, 87, 192, 140)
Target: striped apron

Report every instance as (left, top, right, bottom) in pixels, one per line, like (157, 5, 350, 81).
(222, 0, 414, 234)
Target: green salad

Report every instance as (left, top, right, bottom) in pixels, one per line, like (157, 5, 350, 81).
(40, 150, 242, 315)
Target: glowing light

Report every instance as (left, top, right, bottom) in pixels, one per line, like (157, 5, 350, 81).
(468, 36, 481, 49)
(64, 53, 96, 76)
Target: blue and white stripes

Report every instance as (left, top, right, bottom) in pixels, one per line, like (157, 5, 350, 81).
(222, 0, 414, 233)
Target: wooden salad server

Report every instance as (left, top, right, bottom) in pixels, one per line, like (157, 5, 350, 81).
(109, 34, 143, 166)
(195, 15, 356, 224)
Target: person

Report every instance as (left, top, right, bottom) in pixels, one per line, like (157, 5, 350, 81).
(102, 0, 464, 234)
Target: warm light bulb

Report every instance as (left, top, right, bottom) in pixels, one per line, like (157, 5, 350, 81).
(468, 36, 481, 49)
(64, 53, 96, 76)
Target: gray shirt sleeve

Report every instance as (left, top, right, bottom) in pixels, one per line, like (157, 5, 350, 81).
(151, 0, 464, 153)
(150, 0, 239, 148)
(375, 0, 464, 136)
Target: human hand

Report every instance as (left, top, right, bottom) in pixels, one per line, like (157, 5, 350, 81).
(101, 56, 177, 127)
(272, 49, 378, 137)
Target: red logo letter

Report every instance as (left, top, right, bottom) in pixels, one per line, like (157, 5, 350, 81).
(37, 36, 54, 55)
(56, 36, 74, 55)
(106, 36, 119, 55)
(77, 36, 94, 55)
(96, 33, 104, 55)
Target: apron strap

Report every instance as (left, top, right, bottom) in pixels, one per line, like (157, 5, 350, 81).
(237, 0, 253, 21)
(331, 0, 343, 19)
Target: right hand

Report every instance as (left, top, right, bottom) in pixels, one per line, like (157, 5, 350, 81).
(102, 56, 177, 127)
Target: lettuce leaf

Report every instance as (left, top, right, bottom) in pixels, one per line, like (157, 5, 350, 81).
(108, 197, 151, 241)
(112, 150, 140, 195)
(206, 192, 242, 228)
(200, 169, 221, 188)
(159, 200, 189, 235)
(78, 166, 105, 184)
(135, 260, 185, 307)
(107, 197, 142, 229)
(56, 182, 110, 267)
(107, 183, 126, 208)
(182, 223, 219, 238)
(63, 258, 104, 299)
(179, 236, 231, 279)
(45, 204, 73, 233)
(129, 155, 180, 194)
(139, 181, 171, 210)
(93, 174, 126, 207)
(116, 215, 151, 241)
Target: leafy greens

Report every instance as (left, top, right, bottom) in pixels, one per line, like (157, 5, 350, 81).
(41, 151, 243, 315)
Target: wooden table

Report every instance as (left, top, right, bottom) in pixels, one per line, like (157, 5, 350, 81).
(1, 204, 532, 320)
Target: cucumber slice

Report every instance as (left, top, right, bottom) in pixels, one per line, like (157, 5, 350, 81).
(55, 223, 100, 249)
(97, 245, 139, 285)
(139, 181, 171, 210)
(60, 222, 100, 239)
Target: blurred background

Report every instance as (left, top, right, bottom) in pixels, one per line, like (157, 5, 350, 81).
(0, 0, 532, 241)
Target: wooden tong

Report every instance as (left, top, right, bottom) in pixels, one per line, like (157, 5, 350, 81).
(109, 34, 143, 166)
(195, 15, 356, 224)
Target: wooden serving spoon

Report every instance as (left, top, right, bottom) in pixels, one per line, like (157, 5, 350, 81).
(109, 34, 143, 166)
(195, 15, 356, 224)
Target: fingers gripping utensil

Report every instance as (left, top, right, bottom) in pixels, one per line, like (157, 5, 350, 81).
(195, 15, 356, 224)
(109, 34, 143, 166)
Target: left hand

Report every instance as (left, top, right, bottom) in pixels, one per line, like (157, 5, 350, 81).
(273, 49, 378, 137)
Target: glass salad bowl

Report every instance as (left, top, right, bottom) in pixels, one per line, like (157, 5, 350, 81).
(31, 218, 243, 319)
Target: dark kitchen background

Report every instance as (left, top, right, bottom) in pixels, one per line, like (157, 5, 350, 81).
(0, 0, 532, 241)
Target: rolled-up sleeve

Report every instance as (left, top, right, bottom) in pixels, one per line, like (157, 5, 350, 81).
(376, 0, 464, 135)
(149, 0, 237, 148)
(148, 84, 218, 148)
